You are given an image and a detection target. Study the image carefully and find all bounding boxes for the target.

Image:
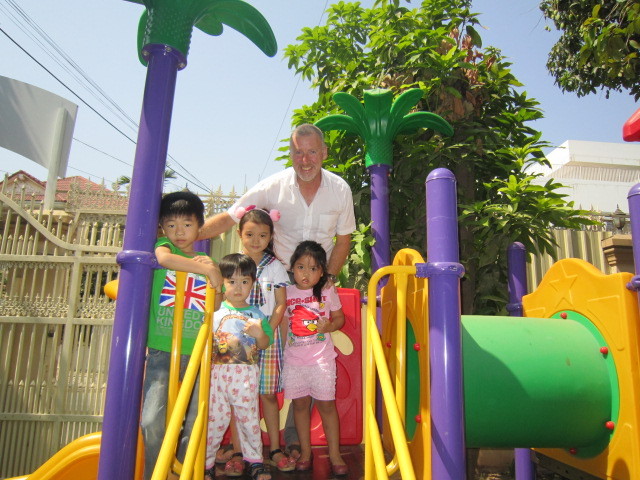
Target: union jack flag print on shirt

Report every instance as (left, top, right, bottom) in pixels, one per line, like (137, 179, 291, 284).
(159, 271, 207, 312)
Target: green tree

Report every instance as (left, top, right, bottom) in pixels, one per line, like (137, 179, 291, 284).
(540, 0, 640, 99)
(283, 0, 594, 314)
(113, 168, 178, 190)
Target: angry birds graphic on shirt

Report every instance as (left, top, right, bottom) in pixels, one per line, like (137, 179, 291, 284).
(290, 305, 319, 336)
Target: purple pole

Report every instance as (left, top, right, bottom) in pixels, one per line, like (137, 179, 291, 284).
(627, 183, 640, 309)
(425, 168, 466, 480)
(98, 44, 184, 480)
(369, 164, 391, 421)
(369, 163, 390, 336)
(194, 238, 211, 256)
(369, 164, 391, 276)
(507, 243, 535, 480)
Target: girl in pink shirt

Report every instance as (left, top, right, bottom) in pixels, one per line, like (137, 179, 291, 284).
(282, 241, 348, 476)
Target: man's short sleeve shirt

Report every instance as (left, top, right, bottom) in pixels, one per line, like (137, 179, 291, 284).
(227, 168, 356, 268)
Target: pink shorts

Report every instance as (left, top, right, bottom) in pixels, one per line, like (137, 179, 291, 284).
(282, 362, 336, 401)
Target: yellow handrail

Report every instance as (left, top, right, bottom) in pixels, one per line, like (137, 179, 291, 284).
(178, 401, 207, 480)
(388, 271, 409, 474)
(364, 265, 417, 480)
(151, 271, 215, 480)
(168, 273, 186, 425)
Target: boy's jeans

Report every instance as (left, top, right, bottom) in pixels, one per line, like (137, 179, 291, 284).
(140, 348, 199, 480)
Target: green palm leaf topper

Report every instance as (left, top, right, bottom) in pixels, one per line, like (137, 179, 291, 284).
(316, 88, 453, 168)
(125, 0, 277, 66)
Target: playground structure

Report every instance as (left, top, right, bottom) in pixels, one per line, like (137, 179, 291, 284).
(5, 1, 640, 478)
(8, 167, 640, 480)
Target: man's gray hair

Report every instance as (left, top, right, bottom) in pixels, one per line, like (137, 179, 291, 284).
(290, 123, 325, 147)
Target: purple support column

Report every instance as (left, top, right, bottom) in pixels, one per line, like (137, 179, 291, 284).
(425, 168, 466, 480)
(369, 164, 390, 420)
(627, 183, 640, 309)
(507, 243, 535, 480)
(369, 164, 391, 274)
(98, 44, 184, 480)
(194, 238, 211, 256)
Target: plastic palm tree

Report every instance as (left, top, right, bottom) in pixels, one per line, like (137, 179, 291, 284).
(125, 0, 277, 65)
(316, 88, 453, 274)
(99, 3, 276, 479)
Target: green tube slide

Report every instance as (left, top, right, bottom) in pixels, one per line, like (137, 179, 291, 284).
(462, 313, 618, 456)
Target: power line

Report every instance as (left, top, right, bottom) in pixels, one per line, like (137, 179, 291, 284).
(72, 138, 133, 167)
(0, 19, 214, 193)
(1, 0, 139, 135)
(257, 0, 331, 183)
(0, 26, 139, 145)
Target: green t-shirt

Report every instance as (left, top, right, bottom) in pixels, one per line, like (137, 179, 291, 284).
(147, 238, 210, 354)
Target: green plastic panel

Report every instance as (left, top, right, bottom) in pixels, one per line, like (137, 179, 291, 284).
(462, 315, 615, 454)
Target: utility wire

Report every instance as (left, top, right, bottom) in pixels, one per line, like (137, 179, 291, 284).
(1, 3, 222, 194)
(0, 26, 139, 144)
(257, 0, 332, 183)
(2, 0, 139, 134)
(0, 20, 213, 193)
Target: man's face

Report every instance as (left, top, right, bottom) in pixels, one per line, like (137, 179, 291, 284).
(290, 133, 327, 184)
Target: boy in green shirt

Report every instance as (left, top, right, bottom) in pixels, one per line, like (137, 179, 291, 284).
(141, 191, 222, 480)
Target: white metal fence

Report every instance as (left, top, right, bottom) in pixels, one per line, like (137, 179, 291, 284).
(0, 180, 123, 477)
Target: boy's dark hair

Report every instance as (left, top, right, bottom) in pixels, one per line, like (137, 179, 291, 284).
(289, 240, 328, 301)
(159, 191, 205, 226)
(219, 253, 257, 281)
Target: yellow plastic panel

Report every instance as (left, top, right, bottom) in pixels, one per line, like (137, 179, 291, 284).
(380, 248, 430, 478)
(524, 258, 640, 480)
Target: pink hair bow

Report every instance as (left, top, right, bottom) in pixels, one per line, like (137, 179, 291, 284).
(234, 205, 280, 222)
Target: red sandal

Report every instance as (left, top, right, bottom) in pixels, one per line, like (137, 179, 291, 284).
(268, 448, 296, 472)
(224, 452, 245, 477)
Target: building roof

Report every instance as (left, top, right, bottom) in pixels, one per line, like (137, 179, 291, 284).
(528, 140, 640, 213)
(0, 170, 127, 209)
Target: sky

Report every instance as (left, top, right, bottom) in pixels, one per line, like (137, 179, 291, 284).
(0, 0, 637, 195)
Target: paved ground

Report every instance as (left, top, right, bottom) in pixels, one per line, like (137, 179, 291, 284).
(210, 445, 363, 480)
(208, 445, 572, 479)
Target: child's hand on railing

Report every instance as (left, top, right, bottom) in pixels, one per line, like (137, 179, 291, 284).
(191, 256, 222, 289)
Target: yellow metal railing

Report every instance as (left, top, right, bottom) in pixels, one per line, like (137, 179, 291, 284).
(364, 265, 419, 480)
(151, 271, 215, 480)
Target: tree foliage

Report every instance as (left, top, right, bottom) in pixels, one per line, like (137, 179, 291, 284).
(282, 0, 594, 314)
(112, 168, 177, 191)
(540, 0, 640, 99)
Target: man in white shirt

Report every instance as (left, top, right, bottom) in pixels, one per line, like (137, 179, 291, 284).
(199, 123, 356, 282)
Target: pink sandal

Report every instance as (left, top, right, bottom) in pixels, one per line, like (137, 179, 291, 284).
(268, 448, 296, 472)
(224, 452, 245, 477)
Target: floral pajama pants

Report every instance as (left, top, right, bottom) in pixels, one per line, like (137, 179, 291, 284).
(205, 363, 262, 468)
